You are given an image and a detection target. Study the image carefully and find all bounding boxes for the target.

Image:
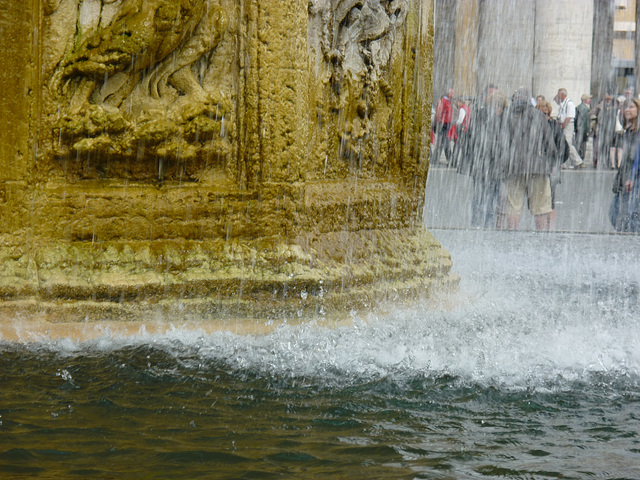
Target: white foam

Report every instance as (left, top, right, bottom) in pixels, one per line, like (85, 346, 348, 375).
(2, 230, 638, 389)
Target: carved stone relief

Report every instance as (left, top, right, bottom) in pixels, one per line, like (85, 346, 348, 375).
(308, 0, 408, 170)
(42, 0, 411, 182)
(44, 0, 236, 181)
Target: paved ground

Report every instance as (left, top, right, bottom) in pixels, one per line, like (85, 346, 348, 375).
(424, 140, 621, 233)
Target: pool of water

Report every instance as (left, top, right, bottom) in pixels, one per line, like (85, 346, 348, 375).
(1, 229, 639, 479)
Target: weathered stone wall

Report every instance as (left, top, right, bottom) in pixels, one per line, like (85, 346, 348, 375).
(0, 0, 454, 326)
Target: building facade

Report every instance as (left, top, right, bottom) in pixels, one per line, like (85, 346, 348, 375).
(434, 0, 639, 105)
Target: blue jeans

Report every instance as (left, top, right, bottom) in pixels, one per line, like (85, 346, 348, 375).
(471, 178, 501, 228)
(616, 188, 640, 232)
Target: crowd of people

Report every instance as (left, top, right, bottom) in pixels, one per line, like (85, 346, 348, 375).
(431, 85, 640, 232)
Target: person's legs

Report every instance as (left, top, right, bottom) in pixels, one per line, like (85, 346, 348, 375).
(548, 210, 556, 230)
(470, 178, 484, 227)
(432, 125, 442, 163)
(609, 137, 622, 168)
(609, 192, 621, 230)
(575, 136, 583, 159)
(483, 180, 500, 228)
(495, 181, 508, 229)
(617, 147, 623, 168)
(563, 126, 583, 167)
(534, 213, 551, 230)
(443, 131, 452, 163)
(505, 176, 525, 230)
(548, 183, 557, 230)
(434, 123, 450, 164)
(450, 138, 460, 168)
(628, 184, 640, 231)
(598, 138, 612, 170)
(432, 126, 444, 163)
(527, 175, 552, 231)
(576, 132, 587, 159)
(617, 192, 632, 231)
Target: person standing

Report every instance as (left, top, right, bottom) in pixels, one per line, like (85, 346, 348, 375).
(538, 101, 569, 230)
(504, 88, 557, 230)
(612, 95, 627, 169)
(591, 92, 619, 169)
(450, 98, 471, 168)
(555, 88, 584, 169)
(457, 91, 508, 228)
(574, 94, 591, 160)
(433, 88, 455, 165)
(455, 98, 471, 136)
(611, 99, 640, 231)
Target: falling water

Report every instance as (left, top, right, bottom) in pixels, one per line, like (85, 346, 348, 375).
(2, 1, 640, 478)
(1, 228, 639, 479)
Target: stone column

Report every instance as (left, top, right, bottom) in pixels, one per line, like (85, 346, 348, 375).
(591, 0, 615, 99)
(454, 0, 480, 97)
(0, 0, 456, 327)
(533, 0, 594, 109)
(476, 0, 536, 96)
(433, 0, 457, 98)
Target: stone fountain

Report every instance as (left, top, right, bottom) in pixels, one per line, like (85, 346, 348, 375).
(0, 0, 455, 331)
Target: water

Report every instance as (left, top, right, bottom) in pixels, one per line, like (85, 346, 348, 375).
(1, 229, 639, 479)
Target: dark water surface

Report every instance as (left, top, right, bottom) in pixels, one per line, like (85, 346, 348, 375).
(1, 230, 639, 479)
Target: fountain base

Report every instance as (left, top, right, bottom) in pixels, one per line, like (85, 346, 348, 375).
(0, 0, 449, 339)
(0, 227, 457, 332)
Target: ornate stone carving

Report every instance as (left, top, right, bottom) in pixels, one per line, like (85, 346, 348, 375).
(45, 0, 234, 180)
(0, 0, 450, 327)
(309, 0, 408, 166)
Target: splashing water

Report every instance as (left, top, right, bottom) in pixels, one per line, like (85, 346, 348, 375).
(1, 229, 639, 479)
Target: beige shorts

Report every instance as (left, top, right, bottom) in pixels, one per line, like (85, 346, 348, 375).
(506, 174, 552, 216)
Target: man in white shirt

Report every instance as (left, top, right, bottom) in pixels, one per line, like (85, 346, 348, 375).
(555, 88, 584, 168)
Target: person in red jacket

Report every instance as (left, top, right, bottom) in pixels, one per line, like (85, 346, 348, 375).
(448, 99, 471, 168)
(433, 88, 455, 165)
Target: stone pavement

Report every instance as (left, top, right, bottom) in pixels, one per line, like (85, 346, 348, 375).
(424, 141, 622, 233)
